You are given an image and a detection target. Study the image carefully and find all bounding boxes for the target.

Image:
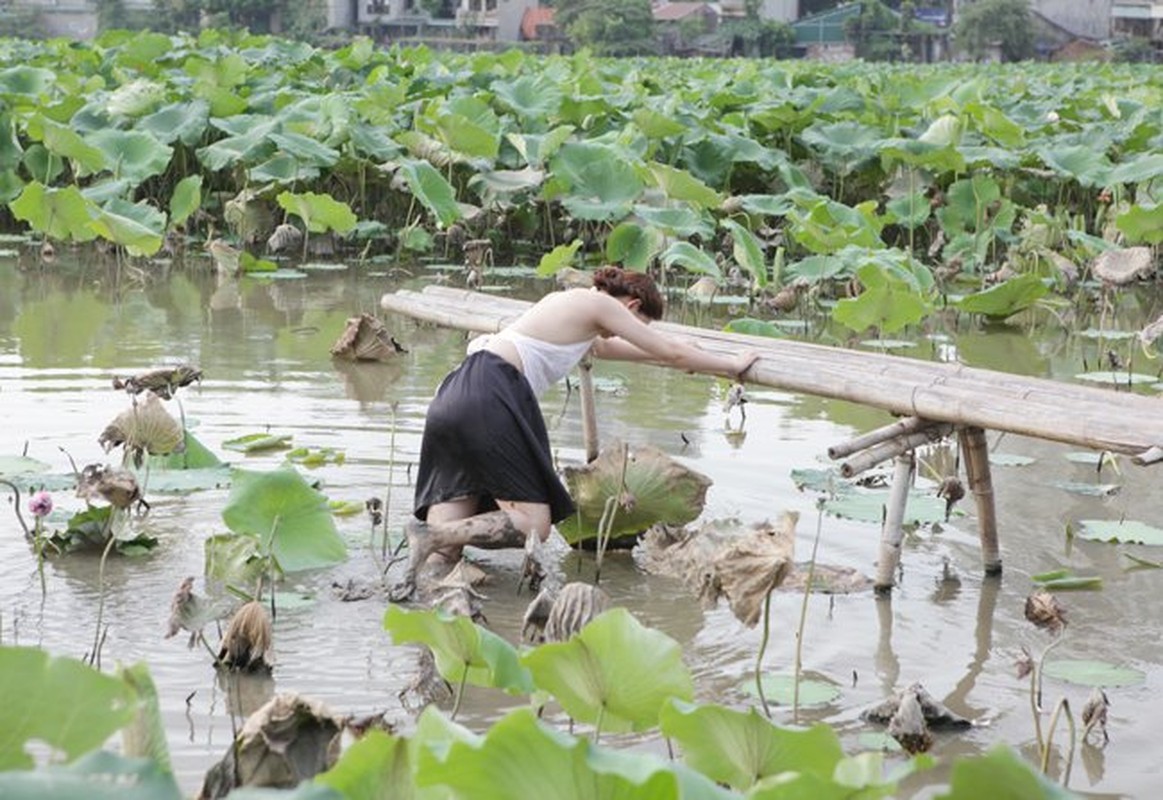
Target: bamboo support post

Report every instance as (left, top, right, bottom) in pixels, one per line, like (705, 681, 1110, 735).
(874, 452, 915, 594)
(959, 426, 1002, 576)
(828, 416, 941, 460)
(578, 357, 599, 463)
(839, 423, 954, 478)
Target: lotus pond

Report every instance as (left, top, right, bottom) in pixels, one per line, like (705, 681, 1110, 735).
(3, 250, 1163, 798)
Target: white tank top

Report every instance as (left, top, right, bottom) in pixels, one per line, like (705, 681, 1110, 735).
(468, 328, 594, 397)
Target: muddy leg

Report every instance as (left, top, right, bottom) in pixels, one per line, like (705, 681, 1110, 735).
(389, 511, 528, 602)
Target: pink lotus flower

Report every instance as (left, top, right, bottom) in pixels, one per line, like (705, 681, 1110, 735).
(28, 490, 53, 518)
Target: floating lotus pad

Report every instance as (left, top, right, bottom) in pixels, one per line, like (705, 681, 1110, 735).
(1042, 659, 1145, 688)
(1076, 519, 1163, 546)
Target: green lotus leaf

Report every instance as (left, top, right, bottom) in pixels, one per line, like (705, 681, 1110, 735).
(0, 454, 51, 477)
(632, 107, 686, 139)
(492, 74, 563, 124)
(722, 318, 787, 339)
(790, 198, 883, 254)
(249, 154, 320, 184)
(221, 466, 347, 573)
(0, 646, 137, 769)
(107, 30, 174, 74)
(106, 79, 166, 118)
(89, 198, 166, 256)
(276, 191, 357, 235)
(469, 167, 545, 205)
(505, 126, 574, 169)
(197, 129, 275, 172)
(1115, 203, 1163, 246)
(659, 241, 721, 279)
(833, 264, 931, 335)
(86, 130, 172, 185)
(396, 158, 461, 228)
(204, 532, 265, 587)
(0, 750, 182, 800)
(606, 222, 663, 271)
(659, 700, 844, 791)
(22, 144, 64, 186)
(117, 663, 170, 773)
(648, 162, 722, 209)
(10, 182, 98, 242)
(537, 239, 583, 277)
(1108, 153, 1163, 187)
(384, 606, 533, 695)
(954, 274, 1048, 319)
(521, 608, 693, 733)
(138, 100, 211, 148)
(938, 745, 1077, 800)
(1076, 519, 1163, 546)
(721, 218, 768, 288)
(885, 190, 931, 229)
(168, 175, 202, 230)
(1036, 144, 1112, 188)
(551, 142, 643, 222)
(413, 707, 728, 800)
(348, 123, 403, 162)
(28, 116, 107, 177)
(0, 65, 56, 98)
(801, 120, 882, 175)
(269, 131, 341, 168)
(825, 488, 947, 525)
(316, 729, 413, 800)
(631, 205, 714, 239)
(744, 673, 843, 707)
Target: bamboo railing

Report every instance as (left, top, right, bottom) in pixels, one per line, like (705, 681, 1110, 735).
(381, 285, 1163, 460)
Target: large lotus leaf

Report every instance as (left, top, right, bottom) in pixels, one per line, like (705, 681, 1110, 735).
(937, 745, 1078, 800)
(632, 107, 686, 139)
(22, 144, 64, 185)
(0, 111, 23, 170)
(0, 646, 137, 769)
(954, 274, 1048, 319)
(721, 219, 768, 288)
(204, 532, 266, 587)
(885, 190, 931, 229)
(1076, 519, 1163, 546)
(468, 167, 545, 205)
(0, 750, 182, 800)
(505, 127, 574, 169)
(27, 116, 106, 177)
(632, 205, 714, 239)
(249, 154, 321, 184)
(1042, 659, 1145, 688)
(396, 158, 461, 228)
(106, 79, 166, 118)
(789, 198, 883, 254)
(938, 174, 1001, 234)
(197, 130, 275, 172)
(536, 239, 583, 277)
(169, 175, 202, 229)
(89, 198, 166, 257)
(492, 74, 563, 123)
(647, 163, 722, 210)
(605, 222, 663, 271)
(268, 132, 340, 168)
(1116, 203, 1163, 246)
(108, 30, 173, 74)
(0, 65, 56, 98)
(659, 700, 843, 791)
(1036, 144, 1112, 189)
(137, 100, 210, 148)
(348, 123, 403, 162)
(965, 102, 1025, 149)
(1108, 153, 1163, 187)
(10, 182, 98, 242)
(118, 663, 170, 772)
(383, 606, 533, 695)
(412, 707, 730, 800)
(800, 121, 882, 174)
(521, 608, 693, 734)
(434, 113, 499, 161)
(276, 191, 357, 235)
(221, 466, 347, 573)
(658, 241, 721, 280)
(86, 130, 172, 185)
(558, 442, 712, 544)
(833, 264, 931, 335)
(316, 729, 413, 800)
(550, 142, 643, 222)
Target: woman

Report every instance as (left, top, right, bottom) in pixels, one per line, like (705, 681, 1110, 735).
(390, 267, 759, 601)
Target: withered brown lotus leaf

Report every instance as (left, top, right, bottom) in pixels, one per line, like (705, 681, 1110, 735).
(76, 463, 146, 512)
(99, 391, 185, 466)
(1082, 687, 1111, 744)
(113, 365, 202, 400)
(1025, 589, 1067, 634)
(329, 313, 408, 362)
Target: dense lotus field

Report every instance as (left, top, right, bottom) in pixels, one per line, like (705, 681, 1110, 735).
(0, 29, 1159, 333)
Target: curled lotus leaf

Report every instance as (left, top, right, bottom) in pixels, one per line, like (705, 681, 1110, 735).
(99, 392, 184, 465)
(1092, 246, 1153, 285)
(330, 313, 407, 362)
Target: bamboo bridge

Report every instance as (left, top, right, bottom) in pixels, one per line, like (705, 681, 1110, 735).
(380, 285, 1163, 592)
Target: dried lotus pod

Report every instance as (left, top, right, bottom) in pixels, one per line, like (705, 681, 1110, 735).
(329, 313, 407, 362)
(1024, 589, 1067, 634)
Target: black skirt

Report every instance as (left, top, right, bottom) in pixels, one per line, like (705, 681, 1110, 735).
(413, 350, 576, 524)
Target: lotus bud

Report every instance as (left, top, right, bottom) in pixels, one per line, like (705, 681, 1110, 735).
(28, 490, 53, 518)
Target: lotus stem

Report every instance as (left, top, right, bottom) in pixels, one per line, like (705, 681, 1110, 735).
(594, 442, 629, 585)
(1040, 697, 1076, 784)
(754, 588, 774, 720)
(1029, 657, 1044, 756)
(593, 704, 605, 745)
(450, 661, 469, 721)
(1036, 627, 1066, 710)
(381, 402, 398, 562)
(793, 501, 825, 725)
(90, 530, 118, 669)
(0, 479, 32, 539)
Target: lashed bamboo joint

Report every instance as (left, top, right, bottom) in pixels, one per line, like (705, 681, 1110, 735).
(380, 285, 1163, 582)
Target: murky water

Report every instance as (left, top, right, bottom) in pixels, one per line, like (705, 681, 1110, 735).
(2, 252, 1162, 797)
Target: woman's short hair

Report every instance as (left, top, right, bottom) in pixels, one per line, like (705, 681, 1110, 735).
(592, 266, 664, 320)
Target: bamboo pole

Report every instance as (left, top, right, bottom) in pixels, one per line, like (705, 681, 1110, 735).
(828, 416, 939, 460)
(875, 453, 915, 593)
(959, 427, 1002, 576)
(839, 424, 954, 478)
(578, 357, 599, 462)
(380, 287, 1163, 457)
